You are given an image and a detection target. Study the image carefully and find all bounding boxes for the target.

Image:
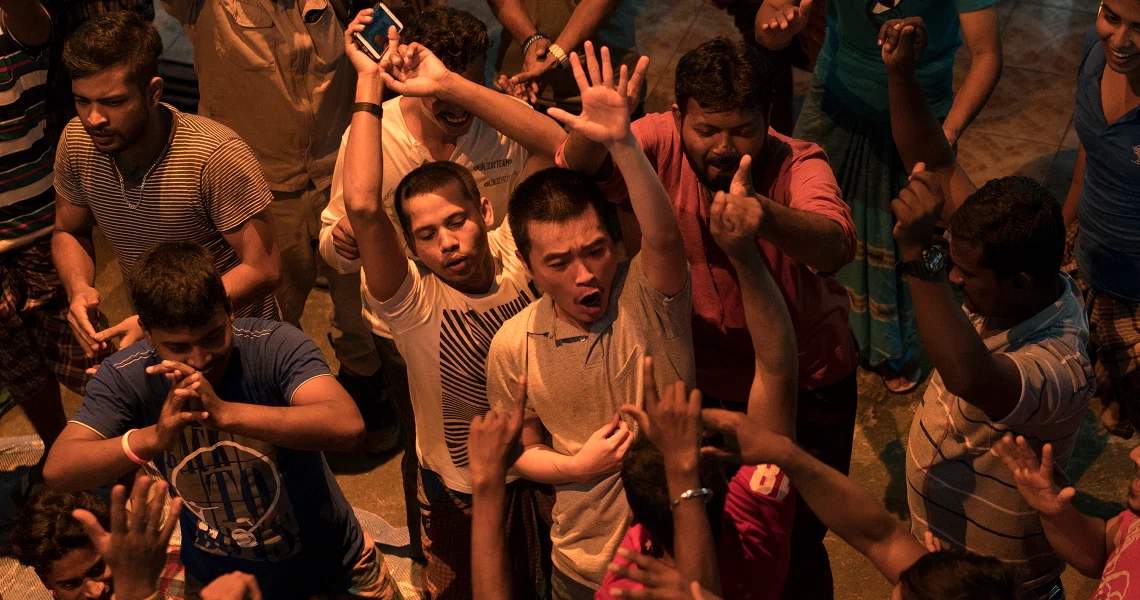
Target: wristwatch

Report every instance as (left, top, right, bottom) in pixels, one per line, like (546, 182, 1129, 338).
(896, 245, 948, 281)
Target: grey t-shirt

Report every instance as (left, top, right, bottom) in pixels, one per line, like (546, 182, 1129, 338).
(486, 255, 695, 588)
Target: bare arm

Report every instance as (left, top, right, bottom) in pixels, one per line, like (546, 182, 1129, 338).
(1063, 145, 1085, 229)
(756, 198, 851, 274)
(552, 0, 623, 54)
(45, 425, 151, 492)
(702, 410, 928, 585)
(512, 416, 631, 485)
(487, 0, 539, 44)
(0, 0, 51, 47)
(941, 7, 1002, 147)
(220, 209, 281, 314)
(883, 19, 978, 219)
(52, 195, 106, 357)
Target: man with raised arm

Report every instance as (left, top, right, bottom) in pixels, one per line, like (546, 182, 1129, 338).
(42, 242, 399, 599)
(341, 18, 559, 599)
(485, 43, 694, 598)
(883, 20, 1094, 597)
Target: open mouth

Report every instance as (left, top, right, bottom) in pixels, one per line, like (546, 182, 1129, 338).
(438, 111, 472, 127)
(580, 291, 602, 308)
(445, 255, 470, 270)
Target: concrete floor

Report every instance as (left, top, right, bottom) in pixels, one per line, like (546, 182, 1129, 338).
(3, 0, 1134, 597)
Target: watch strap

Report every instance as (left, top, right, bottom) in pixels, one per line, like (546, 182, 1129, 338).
(352, 102, 384, 119)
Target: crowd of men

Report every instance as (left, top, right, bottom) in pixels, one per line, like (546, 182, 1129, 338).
(1, 0, 1139, 599)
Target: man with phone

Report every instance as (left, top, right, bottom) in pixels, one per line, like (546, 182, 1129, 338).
(157, 0, 395, 453)
(320, 4, 567, 566)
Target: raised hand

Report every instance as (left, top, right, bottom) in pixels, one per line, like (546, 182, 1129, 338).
(620, 357, 701, 469)
(546, 42, 643, 148)
(72, 474, 183, 600)
(710, 155, 765, 258)
(96, 314, 145, 350)
(699, 408, 787, 466)
(571, 412, 634, 480)
(379, 42, 454, 99)
(68, 287, 104, 358)
(890, 162, 944, 256)
(344, 10, 399, 77)
(608, 548, 691, 599)
(173, 371, 234, 430)
(754, 0, 814, 51)
(879, 17, 928, 73)
(201, 571, 263, 600)
(992, 434, 1076, 517)
(468, 375, 528, 485)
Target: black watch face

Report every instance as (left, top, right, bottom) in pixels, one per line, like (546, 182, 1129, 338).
(923, 248, 947, 273)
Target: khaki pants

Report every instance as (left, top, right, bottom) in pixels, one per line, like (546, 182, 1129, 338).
(268, 184, 380, 376)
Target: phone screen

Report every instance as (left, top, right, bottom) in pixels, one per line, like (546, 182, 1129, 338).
(355, 3, 403, 61)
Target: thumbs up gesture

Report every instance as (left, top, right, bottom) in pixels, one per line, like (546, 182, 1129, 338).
(710, 155, 765, 258)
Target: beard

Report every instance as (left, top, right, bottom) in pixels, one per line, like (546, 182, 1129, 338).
(684, 150, 740, 193)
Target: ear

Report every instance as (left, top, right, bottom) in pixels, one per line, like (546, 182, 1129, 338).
(147, 76, 163, 107)
(671, 103, 682, 132)
(480, 197, 494, 228)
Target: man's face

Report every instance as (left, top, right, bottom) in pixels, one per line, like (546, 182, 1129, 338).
(404, 181, 496, 293)
(523, 207, 620, 329)
(418, 58, 487, 138)
(1127, 445, 1140, 514)
(948, 237, 1009, 317)
(144, 305, 234, 384)
(673, 99, 768, 192)
(71, 66, 157, 155)
(45, 547, 112, 600)
(1097, 0, 1140, 74)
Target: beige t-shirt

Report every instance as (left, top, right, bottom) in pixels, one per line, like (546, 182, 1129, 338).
(486, 256, 695, 588)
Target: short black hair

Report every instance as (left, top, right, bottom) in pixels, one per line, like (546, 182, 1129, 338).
(11, 490, 109, 582)
(507, 167, 620, 264)
(948, 176, 1064, 282)
(899, 551, 1021, 600)
(674, 36, 773, 117)
(621, 436, 727, 554)
(393, 161, 483, 237)
(402, 6, 490, 74)
(131, 242, 231, 331)
(63, 10, 162, 88)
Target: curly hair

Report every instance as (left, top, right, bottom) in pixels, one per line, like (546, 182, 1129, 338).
(674, 36, 773, 116)
(949, 176, 1064, 282)
(899, 551, 1021, 600)
(401, 6, 490, 74)
(10, 490, 109, 581)
(63, 10, 162, 88)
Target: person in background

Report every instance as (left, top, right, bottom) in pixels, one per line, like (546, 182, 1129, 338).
(788, 0, 1002, 396)
(11, 489, 116, 600)
(43, 242, 399, 599)
(0, 0, 107, 502)
(51, 12, 281, 360)
(1061, 0, 1140, 438)
(557, 36, 858, 599)
(159, 0, 394, 451)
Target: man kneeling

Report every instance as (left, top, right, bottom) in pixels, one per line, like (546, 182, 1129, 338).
(42, 242, 400, 599)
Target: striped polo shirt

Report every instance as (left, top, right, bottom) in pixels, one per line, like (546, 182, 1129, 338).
(906, 274, 1093, 590)
(54, 104, 278, 318)
(0, 15, 54, 253)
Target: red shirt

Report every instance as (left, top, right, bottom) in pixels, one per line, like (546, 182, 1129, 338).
(557, 114, 857, 399)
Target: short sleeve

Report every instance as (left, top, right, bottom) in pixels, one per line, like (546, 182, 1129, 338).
(264, 323, 334, 404)
(955, 0, 997, 13)
(201, 138, 274, 233)
(69, 365, 147, 439)
(362, 259, 432, 334)
(1079, 25, 1101, 79)
(783, 144, 856, 265)
(629, 255, 692, 341)
(318, 134, 362, 275)
(998, 341, 1091, 429)
(54, 127, 86, 206)
(485, 322, 537, 421)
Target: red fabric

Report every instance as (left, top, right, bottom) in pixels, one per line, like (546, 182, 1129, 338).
(558, 114, 857, 400)
(1093, 509, 1140, 600)
(594, 465, 796, 600)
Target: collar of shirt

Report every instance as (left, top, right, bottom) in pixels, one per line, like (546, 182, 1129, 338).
(526, 262, 630, 345)
(969, 273, 1082, 353)
(1081, 44, 1140, 130)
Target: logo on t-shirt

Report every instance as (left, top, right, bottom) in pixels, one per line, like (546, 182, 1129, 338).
(166, 427, 301, 562)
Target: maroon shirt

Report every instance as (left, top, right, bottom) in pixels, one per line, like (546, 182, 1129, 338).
(557, 114, 857, 399)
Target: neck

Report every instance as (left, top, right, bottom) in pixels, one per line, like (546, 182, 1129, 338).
(117, 105, 171, 169)
(986, 277, 1064, 331)
(554, 302, 593, 333)
(448, 252, 496, 295)
(401, 97, 458, 159)
(1127, 68, 1140, 96)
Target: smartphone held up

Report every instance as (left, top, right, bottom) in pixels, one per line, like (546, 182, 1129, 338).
(353, 2, 403, 62)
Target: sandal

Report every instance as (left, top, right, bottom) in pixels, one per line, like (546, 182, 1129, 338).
(880, 352, 926, 394)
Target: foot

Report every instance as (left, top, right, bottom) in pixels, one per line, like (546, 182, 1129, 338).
(880, 361, 924, 394)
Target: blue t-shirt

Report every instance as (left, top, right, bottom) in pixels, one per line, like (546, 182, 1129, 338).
(1074, 27, 1140, 302)
(71, 318, 364, 597)
(813, 0, 996, 122)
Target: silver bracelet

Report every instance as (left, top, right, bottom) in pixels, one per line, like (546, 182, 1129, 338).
(670, 487, 713, 509)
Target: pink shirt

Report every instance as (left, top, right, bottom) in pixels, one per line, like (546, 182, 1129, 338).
(558, 114, 857, 400)
(1093, 509, 1140, 599)
(595, 464, 796, 600)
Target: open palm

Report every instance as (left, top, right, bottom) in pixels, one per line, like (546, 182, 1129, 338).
(992, 434, 1075, 516)
(381, 43, 452, 99)
(547, 42, 640, 147)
